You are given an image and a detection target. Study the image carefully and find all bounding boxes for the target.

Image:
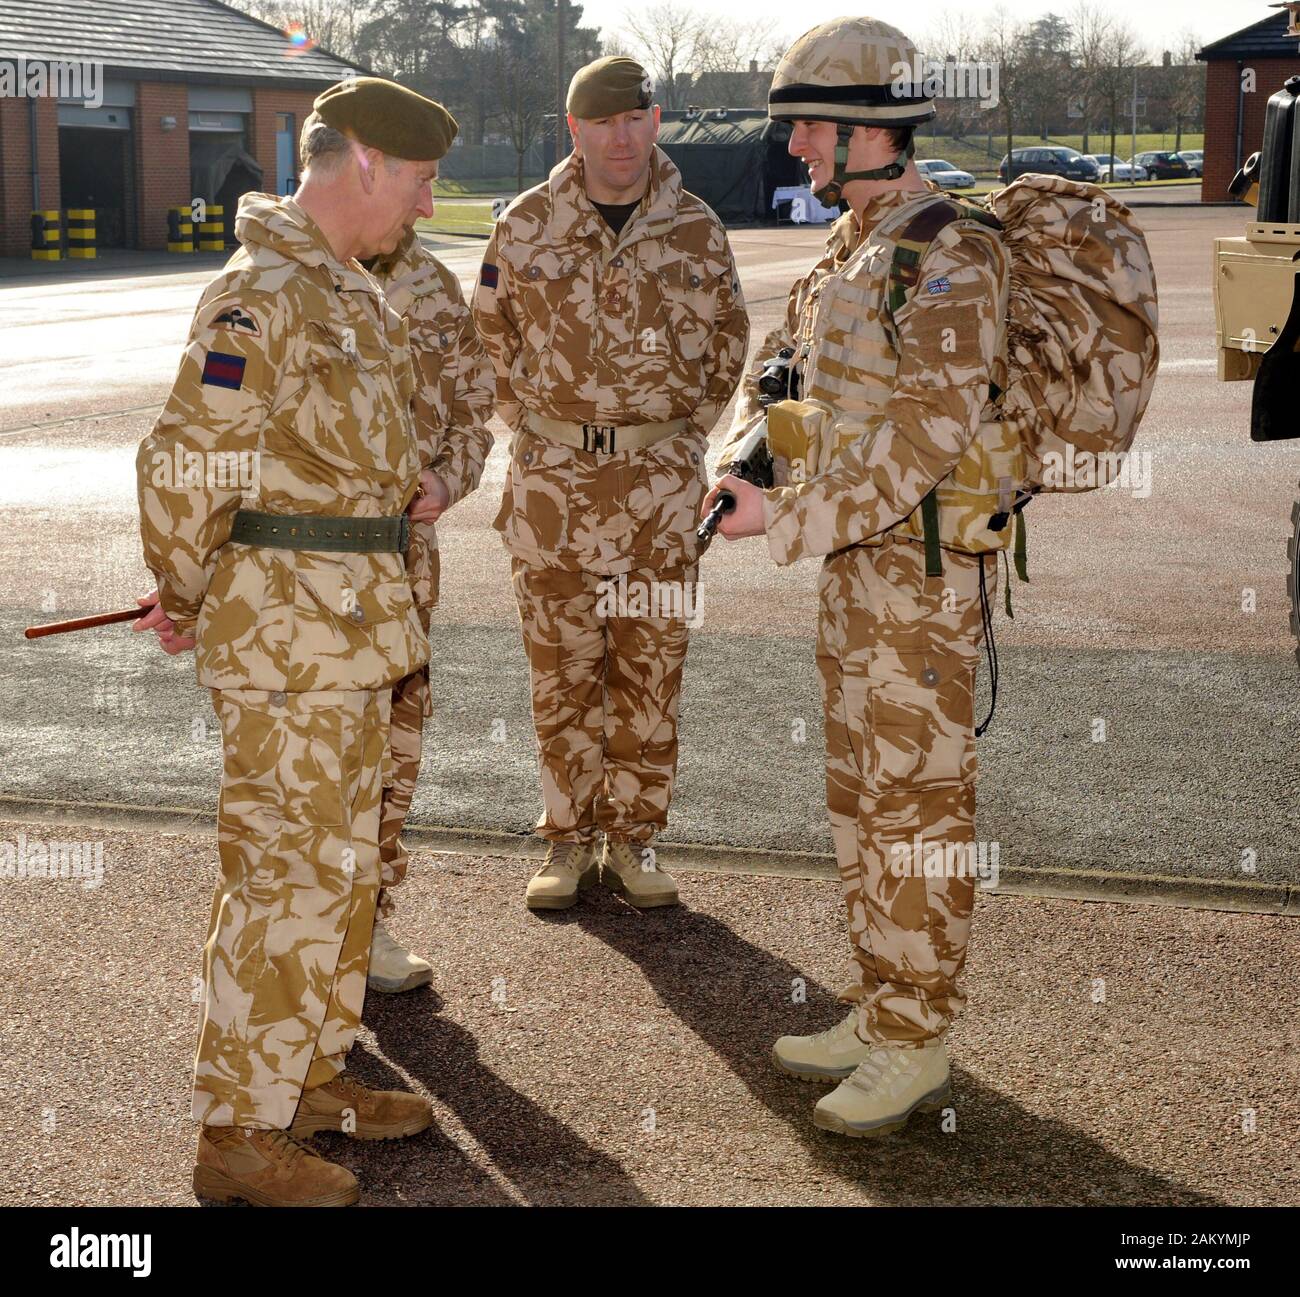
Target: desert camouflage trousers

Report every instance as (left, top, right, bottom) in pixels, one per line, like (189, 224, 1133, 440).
(377, 603, 434, 918)
(511, 558, 697, 845)
(816, 536, 994, 1047)
(193, 687, 390, 1129)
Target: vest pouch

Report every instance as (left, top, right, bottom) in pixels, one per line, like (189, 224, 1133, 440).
(896, 418, 1025, 555)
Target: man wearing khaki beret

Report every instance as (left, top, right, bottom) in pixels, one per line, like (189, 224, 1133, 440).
(136, 76, 454, 1206)
(474, 57, 749, 911)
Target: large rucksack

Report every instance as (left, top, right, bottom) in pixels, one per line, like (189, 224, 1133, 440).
(888, 174, 1160, 578)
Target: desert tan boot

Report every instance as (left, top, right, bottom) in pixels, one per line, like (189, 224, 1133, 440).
(525, 840, 599, 910)
(813, 1042, 952, 1138)
(367, 917, 434, 994)
(289, 1072, 433, 1141)
(192, 1124, 359, 1207)
(772, 1007, 876, 1082)
(601, 838, 679, 908)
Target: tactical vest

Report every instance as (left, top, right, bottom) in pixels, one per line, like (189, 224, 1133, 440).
(794, 192, 1024, 569)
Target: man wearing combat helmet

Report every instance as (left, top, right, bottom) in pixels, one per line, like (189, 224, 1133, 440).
(705, 18, 1011, 1138)
(136, 77, 456, 1205)
(475, 56, 748, 912)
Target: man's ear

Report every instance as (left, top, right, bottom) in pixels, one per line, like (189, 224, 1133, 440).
(356, 145, 384, 193)
(651, 104, 661, 141)
(567, 114, 584, 158)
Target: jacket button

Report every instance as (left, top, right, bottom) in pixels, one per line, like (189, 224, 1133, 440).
(350, 607, 366, 625)
(522, 450, 533, 465)
(691, 451, 700, 464)
(921, 668, 940, 686)
(527, 265, 541, 279)
(689, 274, 702, 288)
(612, 256, 624, 268)
(270, 690, 287, 706)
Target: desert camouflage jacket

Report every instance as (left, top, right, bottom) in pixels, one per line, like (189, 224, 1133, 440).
(136, 192, 427, 692)
(473, 146, 749, 573)
(370, 229, 495, 609)
(738, 187, 1009, 566)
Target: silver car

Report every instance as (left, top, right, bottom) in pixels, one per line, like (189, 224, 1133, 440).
(916, 158, 976, 190)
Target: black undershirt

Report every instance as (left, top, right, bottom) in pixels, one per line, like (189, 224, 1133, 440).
(592, 199, 640, 237)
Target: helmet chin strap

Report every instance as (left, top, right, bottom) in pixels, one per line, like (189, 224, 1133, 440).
(813, 124, 911, 207)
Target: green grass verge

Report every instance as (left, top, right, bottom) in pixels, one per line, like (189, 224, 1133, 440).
(416, 203, 496, 238)
(433, 176, 541, 198)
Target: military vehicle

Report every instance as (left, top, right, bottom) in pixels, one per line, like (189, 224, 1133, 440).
(1213, 2, 1300, 664)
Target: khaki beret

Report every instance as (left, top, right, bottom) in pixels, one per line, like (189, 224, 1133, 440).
(566, 56, 654, 119)
(313, 76, 458, 161)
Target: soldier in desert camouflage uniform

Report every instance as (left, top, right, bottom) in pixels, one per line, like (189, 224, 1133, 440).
(706, 17, 1010, 1138)
(363, 226, 494, 993)
(474, 56, 748, 910)
(135, 78, 456, 1206)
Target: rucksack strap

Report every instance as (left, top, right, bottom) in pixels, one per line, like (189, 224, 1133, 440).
(886, 197, 1008, 584)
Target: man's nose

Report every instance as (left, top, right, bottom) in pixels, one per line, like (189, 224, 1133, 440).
(415, 183, 434, 219)
(788, 127, 805, 157)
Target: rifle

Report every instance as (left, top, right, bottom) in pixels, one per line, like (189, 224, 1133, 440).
(697, 419, 775, 542)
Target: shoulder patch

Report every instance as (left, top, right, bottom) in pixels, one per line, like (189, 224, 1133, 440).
(480, 263, 499, 289)
(213, 306, 261, 337)
(926, 277, 952, 296)
(202, 351, 246, 391)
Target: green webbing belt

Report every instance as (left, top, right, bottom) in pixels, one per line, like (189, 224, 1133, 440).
(230, 510, 410, 553)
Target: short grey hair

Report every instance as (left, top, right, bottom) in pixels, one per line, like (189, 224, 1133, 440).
(299, 112, 351, 173)
(299, 111, 405, 176)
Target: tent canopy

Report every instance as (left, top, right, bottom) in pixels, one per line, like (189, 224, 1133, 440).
(656, 110, 802, 223)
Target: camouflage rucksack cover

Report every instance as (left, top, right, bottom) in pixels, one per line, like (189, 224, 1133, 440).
(981, 174, 1160, 493)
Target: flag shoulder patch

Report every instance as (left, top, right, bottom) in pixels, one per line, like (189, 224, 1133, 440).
(925, 276, 952, 296)
(202, 351, 246, 390)
(480, 263, 499, 289)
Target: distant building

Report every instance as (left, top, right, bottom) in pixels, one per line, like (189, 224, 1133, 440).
(1198, 6, 1300, 202)
(0, 0, 364, 257)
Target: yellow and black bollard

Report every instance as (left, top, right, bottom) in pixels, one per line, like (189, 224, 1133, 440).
(167, 207, 194, 253)
(30, 210, 61, 261)
(65, 208, 96, 260)
(199, 204, 224, 252)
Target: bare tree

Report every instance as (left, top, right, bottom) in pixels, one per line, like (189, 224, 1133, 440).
(224, 0, 374, 62)
(1167, 30, 1206, 151)
(1096, 20, 1147, 176)
(619, 3, 706, 109)
(922, 12, 993, 145)
(1070, 1, 1113, 156)
(978, 7, 1033, 179)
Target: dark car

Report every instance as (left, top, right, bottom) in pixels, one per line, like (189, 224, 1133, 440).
(1132, 150, 1192, 180)
(998, 146, 1101, 183)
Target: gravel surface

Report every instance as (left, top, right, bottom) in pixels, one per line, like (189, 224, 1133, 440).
(2, 822, 1295, 1207)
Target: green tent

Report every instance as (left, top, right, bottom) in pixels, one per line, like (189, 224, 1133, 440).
(655, 110, 804, 223)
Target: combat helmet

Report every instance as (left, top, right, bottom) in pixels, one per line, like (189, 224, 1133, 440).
(769, 16, 936, 205)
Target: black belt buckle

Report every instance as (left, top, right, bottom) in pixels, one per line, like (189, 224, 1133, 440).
(398, 514, 410, 551)
(582, 424, 617, 453)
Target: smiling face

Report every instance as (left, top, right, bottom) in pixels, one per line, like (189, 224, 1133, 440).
(787, 119, 843, 193)
(358, 152, 438, 258)
(570, 106, 660, 203)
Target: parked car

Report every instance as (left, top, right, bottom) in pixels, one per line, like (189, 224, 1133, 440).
(1130, 150, 1192, 180)
(998, 147, 1101, 183)
(916, 158, 976, 190)
(1176, 149, 1204, 177)
(1083, 153, 1147, 182)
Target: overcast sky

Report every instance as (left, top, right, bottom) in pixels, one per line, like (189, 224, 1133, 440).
(582, 0, 1280, 59)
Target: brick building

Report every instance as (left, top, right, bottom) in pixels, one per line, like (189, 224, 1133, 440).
(1198, 5, 1300, 202)
(0, 0, 363, 257)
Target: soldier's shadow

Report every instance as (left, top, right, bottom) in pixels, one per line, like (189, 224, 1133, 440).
(570, 897, 1224, 1206)
(344, 993, 651, 1206)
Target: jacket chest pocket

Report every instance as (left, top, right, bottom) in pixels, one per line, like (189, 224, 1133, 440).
(513, 252, 583, 358)
(296, 320, 413, 478)
(407, 321, 453, 432)
(651, 256, 726, 364)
